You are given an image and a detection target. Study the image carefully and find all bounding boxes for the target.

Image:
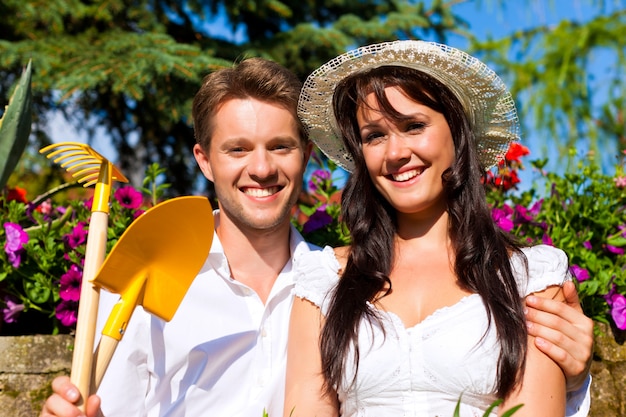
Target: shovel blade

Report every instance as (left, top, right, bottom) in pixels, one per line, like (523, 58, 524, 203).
(94, 196, 214, 321)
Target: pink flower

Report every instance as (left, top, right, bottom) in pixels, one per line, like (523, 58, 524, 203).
(55, 300, 79, 327)
(3, 222, 29, 268)
(570, 264, 590, 282)
(114, 186, 143, 210)
(492, 206, 514, 232)
(59, 264, 82, 301)
(542, 233, 553, 246)
(606, 244, 625, 255)
(64, 222, 88, 250)
(614, 176, 626, 188)
(609, 294, 626, 330)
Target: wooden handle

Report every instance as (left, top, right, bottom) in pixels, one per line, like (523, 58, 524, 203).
(93, 334, 120, 390)
(70, 211, 108, 409)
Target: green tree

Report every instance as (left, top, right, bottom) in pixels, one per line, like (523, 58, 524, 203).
(466, 2, 626, 167)
(0, 0, 465, 195)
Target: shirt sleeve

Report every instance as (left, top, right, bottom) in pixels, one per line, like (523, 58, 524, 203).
(95, 290, 151, 416)
(512, 245, 572, 296)
(293, 246, 341, 315)
(566, 374, 592, 417)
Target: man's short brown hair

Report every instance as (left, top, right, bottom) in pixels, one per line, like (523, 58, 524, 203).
(192, 57, 307, 150)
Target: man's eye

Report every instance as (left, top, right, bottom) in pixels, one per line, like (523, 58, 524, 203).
(228, 147, 246, 153)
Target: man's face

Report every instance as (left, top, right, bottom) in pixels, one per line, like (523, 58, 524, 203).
(194, 98, 310, 233)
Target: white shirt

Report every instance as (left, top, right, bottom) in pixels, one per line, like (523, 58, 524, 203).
(95, 211, 315, 417)
(294, 245, 591, 417)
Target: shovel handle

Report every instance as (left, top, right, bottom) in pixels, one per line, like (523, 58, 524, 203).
(70, 211, 108, 409)
(92, 273, 147, 390)
(93, 334, 119, 390)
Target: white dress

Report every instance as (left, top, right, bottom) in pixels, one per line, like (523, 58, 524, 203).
(293, 244, 571, 417)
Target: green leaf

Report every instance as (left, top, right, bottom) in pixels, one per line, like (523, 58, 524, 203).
(607, 236, 626, 248)
(0, 60, 32, 190)
(500, 404, 524, 417)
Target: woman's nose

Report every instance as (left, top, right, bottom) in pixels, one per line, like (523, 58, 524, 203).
(385, 134, 411, 163)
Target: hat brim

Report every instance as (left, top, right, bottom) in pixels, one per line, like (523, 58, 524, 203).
(297, 40, 520, 172)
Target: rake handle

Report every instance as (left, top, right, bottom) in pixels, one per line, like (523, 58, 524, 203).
(70, 211, 108, 410)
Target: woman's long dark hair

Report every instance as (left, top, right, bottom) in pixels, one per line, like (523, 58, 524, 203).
(320, 66, 527, 399)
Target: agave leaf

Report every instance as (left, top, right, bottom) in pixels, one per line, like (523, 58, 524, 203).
(0, 60, 33, 190)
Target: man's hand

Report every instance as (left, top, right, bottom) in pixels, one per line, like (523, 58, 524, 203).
(524, 281, 594, 392)
(40, 376, 102, 417)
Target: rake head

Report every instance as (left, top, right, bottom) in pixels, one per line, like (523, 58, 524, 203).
(40, 142, 128, 187)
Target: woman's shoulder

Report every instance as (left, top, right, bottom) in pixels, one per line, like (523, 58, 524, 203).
(294, 246, 342, 310)
(513, 244, 571, 295)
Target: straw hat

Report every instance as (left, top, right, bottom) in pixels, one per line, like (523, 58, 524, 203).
(297, 40, 520, 172)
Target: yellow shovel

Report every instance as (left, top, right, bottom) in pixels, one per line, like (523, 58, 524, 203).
(91, 195, 214, 388)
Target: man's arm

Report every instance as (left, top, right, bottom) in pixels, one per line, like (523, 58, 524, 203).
(524, 280, 594, 392)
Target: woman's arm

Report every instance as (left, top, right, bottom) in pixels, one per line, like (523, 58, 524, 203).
(500, 286, 567, 417)
(284, 297, 339, 417)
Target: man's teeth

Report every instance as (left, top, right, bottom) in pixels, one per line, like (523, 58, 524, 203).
(245, 187, 278, 197)
(392, 169, 422, 182)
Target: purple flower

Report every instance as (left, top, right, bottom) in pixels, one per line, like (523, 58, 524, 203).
(2, 295, 25, 324)
(59, 264, 82, 301)
(514, 199, 543, 224)
(303, 207, 333, 233)
(570, 264, 590, 282)
(64, 222, 88, 250)
(492, 206, 514, 232)
(583, 241, 592, 250)
(114, 186, 143, 210)
(55, 300, 79, 327)
(609, 294, 626, 330)
(308, 169, 331, 193)
(3, 222, 29, 268)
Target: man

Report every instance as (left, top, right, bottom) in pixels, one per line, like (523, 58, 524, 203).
(40, 57, 593, 417)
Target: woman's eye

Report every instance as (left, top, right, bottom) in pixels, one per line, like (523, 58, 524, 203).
(363, 132, 384, 144)
(407, 122, 426, 132)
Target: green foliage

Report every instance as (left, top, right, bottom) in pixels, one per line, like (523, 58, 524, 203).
(0, 60, 32, 190)
(453, 397, 522, 417)
(291, 150, 350, 248)
(486, 150, 626, 330)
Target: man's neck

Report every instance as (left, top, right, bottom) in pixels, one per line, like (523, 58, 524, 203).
(216, 218, 292, 304)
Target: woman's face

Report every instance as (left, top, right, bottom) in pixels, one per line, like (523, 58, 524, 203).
(357, 86, 455, 217)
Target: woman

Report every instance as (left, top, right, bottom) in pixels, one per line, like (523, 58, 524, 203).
(285, 40, 569, 416)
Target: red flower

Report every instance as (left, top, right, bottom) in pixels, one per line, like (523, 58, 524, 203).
(505, 142, 530, 163)
(6, 186, 27, 203)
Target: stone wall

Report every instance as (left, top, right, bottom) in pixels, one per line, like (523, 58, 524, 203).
(0, 335, 73, 417)
(0, 328, 624, 416)
(589, 322, 626, 417)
